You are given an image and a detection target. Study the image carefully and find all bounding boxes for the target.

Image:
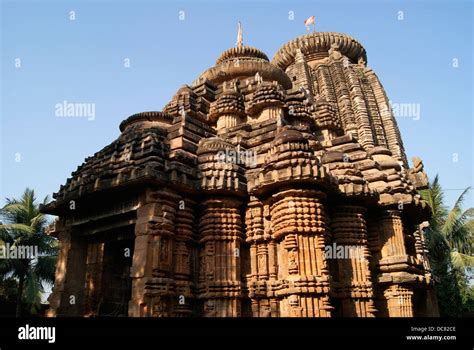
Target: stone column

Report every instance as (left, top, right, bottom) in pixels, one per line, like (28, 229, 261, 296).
(330, 205, 375, 317)
(384, 285, 414, 317)
(415, 225, 440, 317)
(270, 189, 332, 317)
(55, 228, 88, 316)
(245, 198, 279, 317)
(366, 213, 386, 316)
(249, 240, 259, 317)
(217, 114, 242, 131)
(172, 197, 196, 317)
(83, 242, 105, 316)
(47, 225, 87, 317)
(366, 214, 382, 278)
(379, 210, 406, 258)
(378, 210, 414, 317)
(128, 189, 178, 317)
(198, 198, 243, 317)
(46, 227, 69, 317)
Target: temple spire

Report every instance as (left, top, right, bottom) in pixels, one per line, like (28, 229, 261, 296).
(236, 21, 243, 47)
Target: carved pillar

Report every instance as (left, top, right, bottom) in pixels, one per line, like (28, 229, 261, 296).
(266, 238, 279, 317)
(128, 189, 178, 317)
(83, 242, 105, 316)
(46, 226, 68, 317)
(47, 224, 87, 317)
(366, 213, 385, 316)
(384, 285, 414, 317)
(246, 198, 280, 317)
(403, 222, 418, 260)
(258, 106, 285, 125)
(199, 198, 243, 317)
(407, 224, 439, 317)
(417, 225, 440, 316)
(271, 189, 332, 317)
(366, 215, 382, 278)
(257, 243, 269, 277)
(217, 114, 242, 131)
(172, 197, 196, 317)
(330, 205, 375, 317)
(379, 210, 407, 259)
(378, 210, 414, 317)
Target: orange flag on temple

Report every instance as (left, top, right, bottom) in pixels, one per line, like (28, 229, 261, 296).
(304, 15, 315, 31)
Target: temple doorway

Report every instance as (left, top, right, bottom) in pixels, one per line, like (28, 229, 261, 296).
(98, 236, 134, 317)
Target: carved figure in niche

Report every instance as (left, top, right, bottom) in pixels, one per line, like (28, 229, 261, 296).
(183, 252, 190, 270)
(288, 295, 301, 317)
(289, 294, 299, 306)
(258, 254, 266, 274)
(152, 297, 168, 317)
(288, 249, 298, 273)
(160, 238, 168, 261)
(206, 254, 214, 280)
(232, 79, 241, 93)
(199, 254, 206, 280)
(204, 300, 216, 316)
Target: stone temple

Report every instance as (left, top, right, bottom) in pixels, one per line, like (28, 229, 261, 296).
(42, 30, 439, 317)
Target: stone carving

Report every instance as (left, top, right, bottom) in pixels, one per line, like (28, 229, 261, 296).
(408, 156, 429, 190)
(41, 31, 438, 317)
(152, 297, 169, 317)
(328, 42, 342, 60)
(160, 238, 168, 261)
(358, 56, 367, 67)
(288, 249, 298, 274)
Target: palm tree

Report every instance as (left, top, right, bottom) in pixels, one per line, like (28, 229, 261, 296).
(421, 175, 474, 316)
(0, 188, 58, 317)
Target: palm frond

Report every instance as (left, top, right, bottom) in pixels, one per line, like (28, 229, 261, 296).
(24, 270, 43, 309)
(0, 223, 35, 237)
(420, 174, 448, 231)
(453, 187, 471, 212)
(0, 188, 58, 315)
(34, 256, 57, 284)
(451, 251, 474, 272)
(442, 188, 473, 254)
(424, 226, 450, 264)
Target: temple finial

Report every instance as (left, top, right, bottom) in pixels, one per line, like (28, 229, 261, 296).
(236, 21, 243, 48)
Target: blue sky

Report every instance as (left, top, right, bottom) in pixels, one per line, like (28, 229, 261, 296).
(1, 0, 473, 212)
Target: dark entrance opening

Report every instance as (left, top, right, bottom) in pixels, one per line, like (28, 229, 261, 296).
(98, 236, 134, 317)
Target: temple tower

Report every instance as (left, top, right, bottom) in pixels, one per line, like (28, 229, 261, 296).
(42, 29, 438, 318)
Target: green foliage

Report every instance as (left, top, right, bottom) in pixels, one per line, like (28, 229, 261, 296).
(0, 277, 19, 301)
(0, 188, 58, 316)
(420, 175, 474, 317)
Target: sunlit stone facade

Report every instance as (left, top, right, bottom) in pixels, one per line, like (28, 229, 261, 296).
(42, 32, 438, 317)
